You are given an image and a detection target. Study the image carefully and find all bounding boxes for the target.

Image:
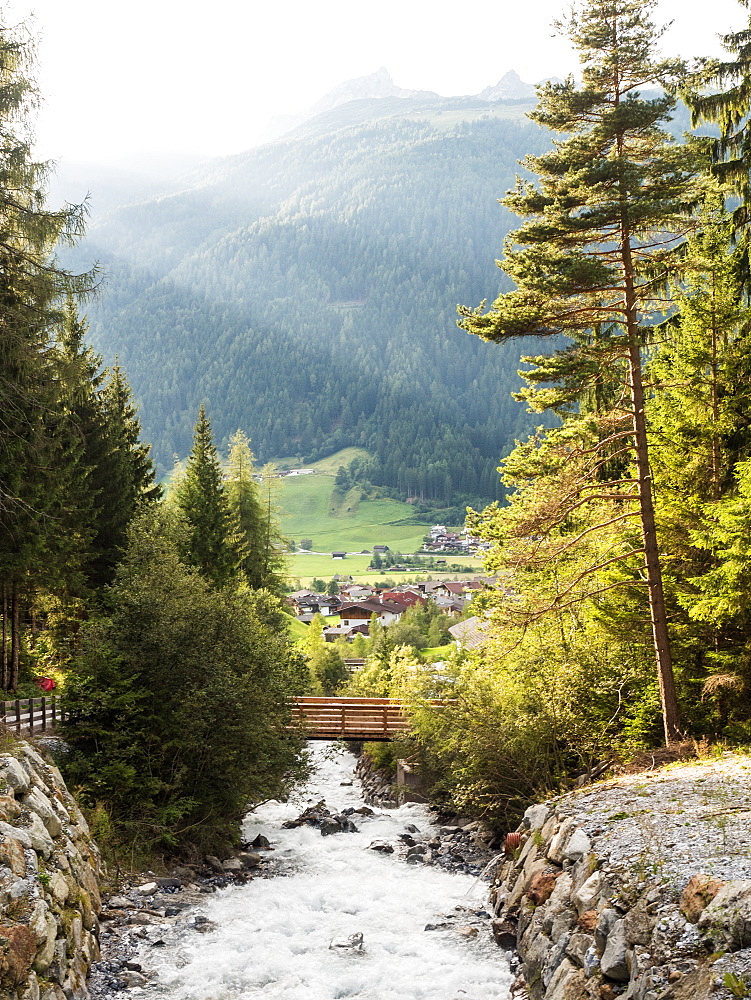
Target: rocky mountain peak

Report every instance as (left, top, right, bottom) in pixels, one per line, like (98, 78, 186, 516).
(477, 70, 536, 101)
(264, 68, 439, 141)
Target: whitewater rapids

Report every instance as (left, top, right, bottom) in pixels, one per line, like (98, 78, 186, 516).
(128, 743, 512, 1000)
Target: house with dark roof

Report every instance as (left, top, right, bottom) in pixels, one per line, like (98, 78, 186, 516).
(381, 589, 425, 610)
(338, 599, 404, 629)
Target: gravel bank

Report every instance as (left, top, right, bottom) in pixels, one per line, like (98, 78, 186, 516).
(490, 750, 751, 1000)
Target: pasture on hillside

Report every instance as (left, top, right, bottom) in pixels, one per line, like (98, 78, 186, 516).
(272, 451, 486, 587)
(280, 474, 429, 554)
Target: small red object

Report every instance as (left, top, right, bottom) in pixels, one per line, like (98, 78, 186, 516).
(504, 832, 522, 855)
(36, 677, 56, 692)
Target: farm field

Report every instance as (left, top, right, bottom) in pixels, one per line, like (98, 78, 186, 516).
(273, 450, 487, 587)
(286, 552, 486, 588)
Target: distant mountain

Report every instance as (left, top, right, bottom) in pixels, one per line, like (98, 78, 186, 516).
(264, 67, 440, 141)
(478, 70, 537, 101)
(60, 84, 561, 505)
(309, 67, 439, 115)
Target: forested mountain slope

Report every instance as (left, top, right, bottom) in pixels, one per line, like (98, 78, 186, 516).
(65, 95, 556, 502)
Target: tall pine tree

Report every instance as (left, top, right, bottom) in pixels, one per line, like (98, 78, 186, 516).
(459, 0, 706, 742)
(0, 17, 91, 689)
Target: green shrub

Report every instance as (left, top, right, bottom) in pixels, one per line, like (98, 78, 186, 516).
(61, 509, 308, 856)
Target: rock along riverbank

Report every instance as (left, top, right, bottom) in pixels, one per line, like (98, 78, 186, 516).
(0, 738, 101, 1000)
(490, 751, 751, 1000)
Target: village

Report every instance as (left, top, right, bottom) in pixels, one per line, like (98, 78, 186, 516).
(286, 574, 491, 645)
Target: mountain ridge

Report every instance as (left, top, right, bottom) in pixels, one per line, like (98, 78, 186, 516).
(263, 67, 541, 141)
(61, 89, 558, 505)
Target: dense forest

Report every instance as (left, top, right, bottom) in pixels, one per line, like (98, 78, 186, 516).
(0, 18, 306, 856)
(62, 100, 560, 504)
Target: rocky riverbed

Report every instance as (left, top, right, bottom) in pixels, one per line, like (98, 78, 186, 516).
(51, 744, 751, 1000)
(88, 744, 510, 999)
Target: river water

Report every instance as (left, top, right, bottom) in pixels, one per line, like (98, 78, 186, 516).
(127, 743, 512, 1000)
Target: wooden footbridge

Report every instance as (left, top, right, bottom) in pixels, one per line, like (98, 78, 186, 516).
(0, 695, 433, 743)
(291, 697, 415, 741)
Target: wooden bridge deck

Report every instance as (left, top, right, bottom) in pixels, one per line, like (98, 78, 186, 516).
(291, 696, 412, 741)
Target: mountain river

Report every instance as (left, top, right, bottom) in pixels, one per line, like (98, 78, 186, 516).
(122, 743, 512, 1000)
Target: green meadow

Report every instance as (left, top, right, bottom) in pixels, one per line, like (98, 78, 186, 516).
(272, 450, 485, 586)
(279, 473, 428, 556)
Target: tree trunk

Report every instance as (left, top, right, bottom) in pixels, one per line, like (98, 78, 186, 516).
(627, 336, 681, 742)
(10, 585, 20, 694)
(622, 238, 681, 744)
(1, 581, 8, 691)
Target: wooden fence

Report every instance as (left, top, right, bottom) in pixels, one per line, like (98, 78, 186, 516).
(0, 697, 65, 735)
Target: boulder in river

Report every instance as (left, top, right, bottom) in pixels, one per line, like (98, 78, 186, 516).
(329, 932, 364, 951)
(368, 840, 394, 853)
(250, 833, 272, 850)
(321, 815, 359, 836)
(238, 851, 263, 868)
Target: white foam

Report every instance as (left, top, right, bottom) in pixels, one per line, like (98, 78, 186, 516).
(133, 744, 511, 1000)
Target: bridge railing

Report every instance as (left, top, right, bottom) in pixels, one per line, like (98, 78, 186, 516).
(291, 696, 446, 741)
(292, 696, 407, 740)
(0, 697, 65, 736)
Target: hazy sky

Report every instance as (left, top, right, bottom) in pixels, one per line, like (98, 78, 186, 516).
(2, 0, 748, 165)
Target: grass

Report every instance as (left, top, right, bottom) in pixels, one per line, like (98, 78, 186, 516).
(285, 616, 310, 639)
(271, 448, 370, 474)
(287, 552, 486, 587)
(279, 467, 433, 555)
(421, 644, 454, 660)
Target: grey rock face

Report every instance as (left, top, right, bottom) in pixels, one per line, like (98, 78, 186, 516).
(623, 900, 655, 946)
(573, 871, 601, 915)
(566, 931, 595, 967)
(0, 739, 102, 1000)
(25, 812, 55, 858)
(547, 818, 575, 864)
(698, 880, 751, 950)
(600, 919, 631, 981)
(25, 788, 62, 838)
(0, 819, 33, 849)
(524, 805, 551, 831)
(0, 756, 30, 794)
(563, 829, 591, 861)
(595, 908, 620, 953)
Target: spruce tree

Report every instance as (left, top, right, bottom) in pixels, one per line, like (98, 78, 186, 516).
(94, 359, 160, 586)
(255, 463, 289, 595)
(686, 8, 751, 227)
(173, 405, 236, 589)
(0, 17, 91, 687)
(225, 430, 269, 590)
(459, 0, 705, 743)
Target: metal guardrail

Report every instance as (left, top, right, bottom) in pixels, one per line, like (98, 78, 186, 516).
(0, 696, 65, 735)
